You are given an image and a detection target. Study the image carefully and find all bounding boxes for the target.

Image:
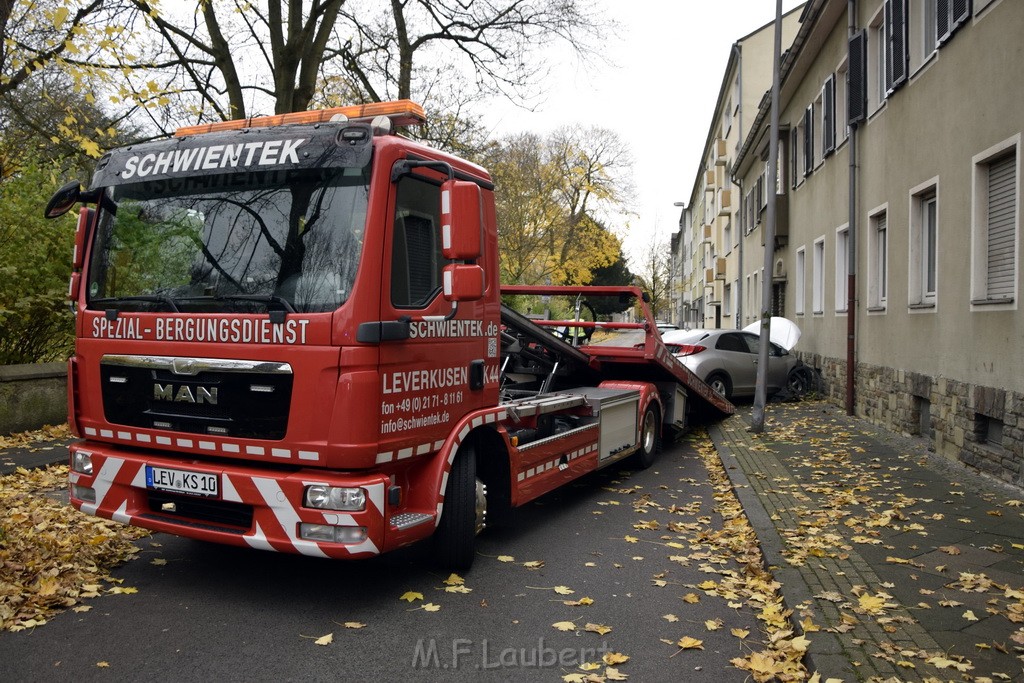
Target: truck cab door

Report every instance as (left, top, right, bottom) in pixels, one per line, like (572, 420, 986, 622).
(374, 170, 497, 457)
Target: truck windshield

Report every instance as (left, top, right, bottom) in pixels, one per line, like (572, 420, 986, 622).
(86, 166, 370, 314)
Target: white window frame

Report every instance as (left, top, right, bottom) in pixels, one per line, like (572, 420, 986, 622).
(909, 177, 940, 309)
(835, 225, 850, 313)
(867, 204, 889, 310)
(868, 8, 887, 113)
(723, 282, 733, 317)
(971, 134, 1020, 311)
(795, 247, 806, 315)
(812, 237, 825, 314)
(812, 92, 823, 168)
(835, 56, 850, 146)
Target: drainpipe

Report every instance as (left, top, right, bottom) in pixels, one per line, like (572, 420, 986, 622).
(733, 42, 744, 329)
(846, 0, 858, 415)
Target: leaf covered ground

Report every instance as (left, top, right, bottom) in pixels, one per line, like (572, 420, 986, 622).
(0, 464, 150, 631)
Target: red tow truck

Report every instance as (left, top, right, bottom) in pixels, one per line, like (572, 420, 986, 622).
(45, 100, 732, 569)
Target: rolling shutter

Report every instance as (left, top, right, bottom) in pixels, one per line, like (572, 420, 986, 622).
(803, 105, 814, 176)
(986, 154, 1016, 300)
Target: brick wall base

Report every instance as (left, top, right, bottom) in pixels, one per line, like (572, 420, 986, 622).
(797, 353, 1023, 488)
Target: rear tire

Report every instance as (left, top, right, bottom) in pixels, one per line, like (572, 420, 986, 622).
(630, 404, 661, 470)
(706, 373, 732, 400)
(431, 446, 483, 571)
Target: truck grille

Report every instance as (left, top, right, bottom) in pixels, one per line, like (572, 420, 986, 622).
(144, 491, 253, 532)
(100, 355, 293, 440)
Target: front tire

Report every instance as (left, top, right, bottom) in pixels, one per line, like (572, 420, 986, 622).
(630, 404, 661, 470)
(431, 446, 484, 571)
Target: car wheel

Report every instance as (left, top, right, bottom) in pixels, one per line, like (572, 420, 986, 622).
(629, 404, 661, 470)
(706, 373, 732, 400)
(787, 366, 815, 396)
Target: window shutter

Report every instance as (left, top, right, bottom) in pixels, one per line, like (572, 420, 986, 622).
(790, 128, 799, 188)
(887, 0, 908, 92)
(822, 75, 836, 156)
(803, 105, 813, 176)
(952, 0, 972, 31)
(848, 30, 868, 126)
(937, 0, 951, 43)
(986, 154, 1016, 299)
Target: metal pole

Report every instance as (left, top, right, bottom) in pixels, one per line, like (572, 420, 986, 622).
(846, 0, 858, 415)
(751, 0, 783, 433)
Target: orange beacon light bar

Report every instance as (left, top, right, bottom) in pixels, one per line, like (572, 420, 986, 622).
(175, 100, 426, 137)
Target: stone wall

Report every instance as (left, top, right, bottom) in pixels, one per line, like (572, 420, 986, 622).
(0, 363, 68, 435)
(798, 353, 1024, 488)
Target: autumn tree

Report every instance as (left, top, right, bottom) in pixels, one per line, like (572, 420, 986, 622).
(98, 0, 602, 133)
(632, 234, 671, 321)
(486, 125, 631, 287)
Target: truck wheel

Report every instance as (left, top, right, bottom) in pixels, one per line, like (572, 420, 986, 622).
(431, 446, 485, 571)
(630, 404, 661, 470)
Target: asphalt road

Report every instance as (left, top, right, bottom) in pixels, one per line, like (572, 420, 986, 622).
(1, 437, 765, 682)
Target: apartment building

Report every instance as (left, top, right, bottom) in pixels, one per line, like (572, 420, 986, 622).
(732, 0, 1023, 485)
(669, 7, 803, 331)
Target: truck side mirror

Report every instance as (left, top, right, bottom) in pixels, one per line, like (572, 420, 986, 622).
(440, 179, 483, 260)
(45, 180, 84, 219)
(442, 264, 485, 302)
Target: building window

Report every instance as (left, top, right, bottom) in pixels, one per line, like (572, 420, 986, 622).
(972, 138, 1018, 307)
(938, 0, 972, 45)
(812, 237, 825, 314)
(723, 282, 732, 317)
(835, 225, 849, 312)
(868, 9, 887, 111)
(868, 208, 889, 309)
(790, 127, 800, 188)
(835, 58, 849, 145)
(822, 75, 836, 157)
(803, 104, 815, 176)
(922, 0, 938, 60)
(795, 248, 806, 315)
(909, 180, 939, 307)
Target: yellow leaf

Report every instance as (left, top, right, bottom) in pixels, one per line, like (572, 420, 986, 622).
(96, 662, 110, 668)
(564, 597, 594, 607)
(553, 621, 577, 632)
(314, 633, 333, 646)
(676, 636, 704, 650)
(72, 605, 92, 613)
(420, 603, 440, 612)
(605, 666, 629, 681)
(624, 535, 639, 544)
(579, 662, 602, 671)
(522, 560, 544, 569)
(682, 593, 700, 603)
(963, 610, 979, 622)
(444, 585, 472, 594)
(400, 591, 423, 602)
(562, 675, 586, 683)
(704, 619, 722, 631)
(443, 573, 464, 586)
(553, 586, 575, 595)
(730, 628, 749, 639)
(663, 614, 679, 623)
(150, 558, 167, 566)
(343, 622, 366, 629)
(51, 7, 70, 27)
(603, 652, 629, 665)
(497, 555, 515, 562)
(585, 623, 612, 635)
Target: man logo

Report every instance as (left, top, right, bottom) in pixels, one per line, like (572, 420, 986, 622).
(153, 383, 218, 405)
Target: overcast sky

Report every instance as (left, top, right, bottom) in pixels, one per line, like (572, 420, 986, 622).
(480, 0, 806, 265)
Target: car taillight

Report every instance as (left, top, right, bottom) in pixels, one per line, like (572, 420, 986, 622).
(677, 344, 706, 356)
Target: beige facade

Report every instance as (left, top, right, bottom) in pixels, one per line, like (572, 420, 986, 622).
(732, 0, 1023, 485)
(669, 8, 802, 330)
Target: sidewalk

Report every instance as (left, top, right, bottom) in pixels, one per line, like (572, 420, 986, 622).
(710, 399, 1024, 681)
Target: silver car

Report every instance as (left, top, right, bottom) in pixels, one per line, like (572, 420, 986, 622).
(661, 328, 801, 400)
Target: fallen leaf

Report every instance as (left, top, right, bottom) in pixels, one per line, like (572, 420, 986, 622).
(314, 633, 333, 646)
(663, 614, 679, 623)
(553, 621, 577, 632)
(730, 628, 750, 639)
(564, 597, 594, 607)
(443, 573, 464, 586)
(342, 622, 366, 629)
(400, 591, 423, 602)
(585, 623, 612, 635)
(420, 603, 440, 612)
(938, 545, 961, 555)
(96, 662, 110, 668)
(603, 652, 629, 665)
(150, 558, 167, 566)
(553, 586, 575, 595)
(676, 636, 704, 650)
(496, 555, 515, 562)
(963, 610, 979, 622)
(605, 666, 629, 681)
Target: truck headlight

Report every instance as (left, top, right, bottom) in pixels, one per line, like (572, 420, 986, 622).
(304, 485, 366, 511)
(71, 450, 93, 475)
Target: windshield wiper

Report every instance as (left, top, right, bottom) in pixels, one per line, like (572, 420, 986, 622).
(92, 295, 180, 312)
(213, 293, 296, 314)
